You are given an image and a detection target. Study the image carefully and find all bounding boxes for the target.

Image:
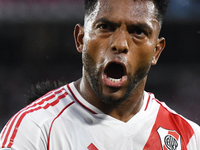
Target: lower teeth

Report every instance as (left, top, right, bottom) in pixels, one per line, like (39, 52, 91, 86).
(108, 77, 121, 82)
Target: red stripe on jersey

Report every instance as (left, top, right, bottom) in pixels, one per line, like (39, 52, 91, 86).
(143, 99, 195, 150)
(144, 93, 152, 111)
(1, 115, 14, 140)
(1, 88, 67, 148)
(67, 84, 97, 114)
(47, 101, 74, 150)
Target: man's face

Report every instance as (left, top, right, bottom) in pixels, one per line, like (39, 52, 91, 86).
(75, 0, 165, 104)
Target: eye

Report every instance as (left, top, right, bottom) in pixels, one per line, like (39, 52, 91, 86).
(98, 23, 109, 30)
(135, 29, 145, 35)
(129, 28, 148, 38)
(96, 23, 115, 32)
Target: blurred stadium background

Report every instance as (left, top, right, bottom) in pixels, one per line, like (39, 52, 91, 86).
(0, 0, 200, 129)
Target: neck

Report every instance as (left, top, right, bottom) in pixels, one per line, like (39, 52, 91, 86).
(74, 76, 146, 122)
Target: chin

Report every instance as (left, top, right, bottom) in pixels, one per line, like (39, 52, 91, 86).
(100, 97, 125, 105)
(96, 89, 130, 105)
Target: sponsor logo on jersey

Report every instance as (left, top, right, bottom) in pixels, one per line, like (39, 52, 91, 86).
(157, 127, 182, 150)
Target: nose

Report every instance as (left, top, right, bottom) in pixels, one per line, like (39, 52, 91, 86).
(111, 30, 129, 54)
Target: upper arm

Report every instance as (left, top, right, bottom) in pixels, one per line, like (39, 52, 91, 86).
(186, 120, 200, 149)
(0, 114, 48, 150)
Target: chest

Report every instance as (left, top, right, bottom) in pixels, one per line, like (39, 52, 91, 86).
(48, 112, 155, 150)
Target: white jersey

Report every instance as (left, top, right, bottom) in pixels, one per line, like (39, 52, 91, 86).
(0, 82, 200, 150)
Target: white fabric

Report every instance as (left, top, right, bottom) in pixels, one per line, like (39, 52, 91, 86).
(0, 82, 200, 150)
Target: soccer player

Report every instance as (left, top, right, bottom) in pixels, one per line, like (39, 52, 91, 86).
(1, 0, 200, 149)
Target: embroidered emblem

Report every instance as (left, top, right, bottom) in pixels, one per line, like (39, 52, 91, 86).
(157, 127, 182, 150)
(87, 143, 98, 150)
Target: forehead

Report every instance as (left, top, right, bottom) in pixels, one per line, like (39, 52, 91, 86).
(85, 0, 157, 25)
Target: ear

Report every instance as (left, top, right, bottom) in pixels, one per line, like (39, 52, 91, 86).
(151, 37, 166, 65)
(74, 24, 84, 53)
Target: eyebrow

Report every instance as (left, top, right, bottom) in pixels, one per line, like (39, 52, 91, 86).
(130, 23, 153, 34)
(93, 17, 120, 28)
(93, 17, 153, 34)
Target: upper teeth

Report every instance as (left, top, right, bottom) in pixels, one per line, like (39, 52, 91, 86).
(108, 77, 122, 82)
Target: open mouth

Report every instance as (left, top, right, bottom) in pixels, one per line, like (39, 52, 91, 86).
(103, 62, 127, 87)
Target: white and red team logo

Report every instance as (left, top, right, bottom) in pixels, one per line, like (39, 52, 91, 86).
(157, 127, 182, 150)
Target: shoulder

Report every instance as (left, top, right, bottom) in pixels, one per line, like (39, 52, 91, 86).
(0, 84, 74, 149)
(150, 94, 200, 148)
(144, 92, 200, 149)
(184, 117, 200, 148)
(14, 84, 74, 127)
(153, 96, 199, 130)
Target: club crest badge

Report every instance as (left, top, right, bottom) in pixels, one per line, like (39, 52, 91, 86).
(157, 127, 182, 150)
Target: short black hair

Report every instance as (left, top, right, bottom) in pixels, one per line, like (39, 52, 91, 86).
(84, 0, 169, 23)
(26, 80, 68, 104)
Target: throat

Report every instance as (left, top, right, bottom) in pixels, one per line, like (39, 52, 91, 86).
(102, 94, 144, 123)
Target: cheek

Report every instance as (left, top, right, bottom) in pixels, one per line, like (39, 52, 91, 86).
(84, 35, 107, 64)
(128, 45, 155, 71)
(136, 43, 155, 62)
